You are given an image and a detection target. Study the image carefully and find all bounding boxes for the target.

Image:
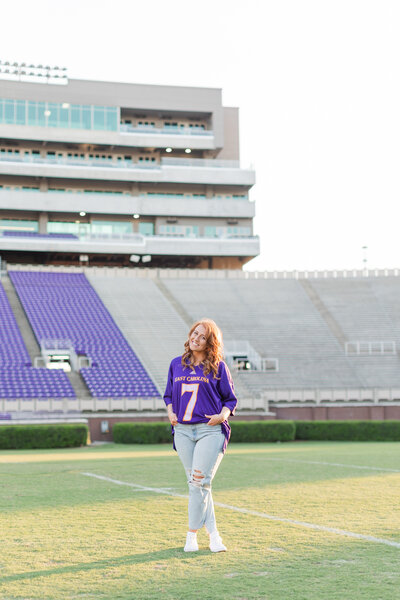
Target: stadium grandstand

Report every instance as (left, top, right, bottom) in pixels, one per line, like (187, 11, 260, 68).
(0, 68, 399, 440)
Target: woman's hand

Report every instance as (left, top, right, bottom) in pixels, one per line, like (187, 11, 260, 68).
(167, 405, 178, 426)
(169, 412, 178, 425)
(205, 410, 229, 426)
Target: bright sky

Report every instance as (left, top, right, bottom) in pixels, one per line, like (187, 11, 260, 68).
(1, 0, 399, 271)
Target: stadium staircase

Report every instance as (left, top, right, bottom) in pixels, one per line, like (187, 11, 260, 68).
(1, 275, 40, 362)
(298, 279, 347, 347)
(67, 371, 92, 398)
(153, 278, 194, 329)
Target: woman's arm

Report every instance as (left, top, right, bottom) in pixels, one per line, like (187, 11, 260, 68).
(164, 361, 178, 425)
(217, 362, 238, 416)
(167, 402, 178, 426)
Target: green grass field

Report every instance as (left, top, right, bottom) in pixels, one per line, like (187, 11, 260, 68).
(0, 440, 399, 600)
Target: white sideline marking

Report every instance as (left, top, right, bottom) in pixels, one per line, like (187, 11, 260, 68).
(82, 472, 400, 549)
(258, 457, 400, 473)
(82, 474, 180, 494)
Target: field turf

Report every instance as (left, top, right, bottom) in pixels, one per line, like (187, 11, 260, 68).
(0, 440, 399, 600)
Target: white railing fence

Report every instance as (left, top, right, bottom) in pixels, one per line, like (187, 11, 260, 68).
(345, 341, 397, 355)
(6, 264, 400, 280)
(224, 340, 278, 372)
(263, 388, 400, 403)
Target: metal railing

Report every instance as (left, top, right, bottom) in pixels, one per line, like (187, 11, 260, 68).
(0, 154, 245, 170)
(261, 358, 279, 371)
(120, 124, 213, 136)
(78, 233, 145, 244)
(1, 232, 258, 243)
(345, 341, 397, 355)
(0, 188, 250, 202)
(224, 340, 277, 372)
(4, 265, 400, 280)
(264, 388, 400, 404)
(40, 338, 74, 351)
(161, 157, 240, 168)
(0, 154, 160, 170)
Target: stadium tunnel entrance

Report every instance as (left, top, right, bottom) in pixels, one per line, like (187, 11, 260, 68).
(34, 339, 92, 373)
(46, 353, 71, 372)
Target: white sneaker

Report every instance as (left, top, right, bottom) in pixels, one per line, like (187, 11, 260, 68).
(209, 531, 227, 552)
(184, 532, 199, 552)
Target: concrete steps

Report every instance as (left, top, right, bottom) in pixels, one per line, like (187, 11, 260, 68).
(1, 275, 40, 362)
(67, 371, 91, 398)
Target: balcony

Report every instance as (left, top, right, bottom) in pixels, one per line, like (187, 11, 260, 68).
(0, 230, 260, 257)
(0, 188, 255, 218)
(161, 157, 240, 168)
(0, 122, 216, 150)
(0, 154, 255, 186)
(120, 123, 213, 136)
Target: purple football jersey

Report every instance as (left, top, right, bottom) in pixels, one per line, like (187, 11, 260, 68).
(163, 356, 237, 451)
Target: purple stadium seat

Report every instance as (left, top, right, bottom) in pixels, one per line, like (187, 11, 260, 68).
(9, 271, 159, 399)
(3, 231, 78, 239)
(0, 282, 75, 399)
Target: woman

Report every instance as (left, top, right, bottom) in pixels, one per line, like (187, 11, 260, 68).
(163, 318, 237, 553)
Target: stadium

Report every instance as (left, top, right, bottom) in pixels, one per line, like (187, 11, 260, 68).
(1, 68, 400, 436)
(1, 63, 400, 600)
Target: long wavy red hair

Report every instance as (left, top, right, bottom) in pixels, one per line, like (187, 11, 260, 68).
(181, 318, 224, 378)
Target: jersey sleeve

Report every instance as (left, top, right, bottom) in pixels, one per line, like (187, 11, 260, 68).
(217, 362, 237, 415)
(163, 361, 174, 406)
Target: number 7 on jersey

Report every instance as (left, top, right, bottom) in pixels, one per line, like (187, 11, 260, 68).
(182, 382, 200, 421)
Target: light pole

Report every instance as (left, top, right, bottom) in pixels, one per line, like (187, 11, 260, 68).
(362, 245, 368, 275)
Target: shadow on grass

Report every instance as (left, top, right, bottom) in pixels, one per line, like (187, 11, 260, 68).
(0, 547, 207, 582)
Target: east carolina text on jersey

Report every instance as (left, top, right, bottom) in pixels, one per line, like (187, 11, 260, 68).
(174, 375, 210, 384)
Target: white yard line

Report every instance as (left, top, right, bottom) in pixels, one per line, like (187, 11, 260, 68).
(255, 457, 400, 473)
(82, 473, 180, 494)
(81, 472, 400, 549)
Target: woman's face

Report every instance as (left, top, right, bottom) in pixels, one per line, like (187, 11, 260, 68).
(189, 324, 208, 354)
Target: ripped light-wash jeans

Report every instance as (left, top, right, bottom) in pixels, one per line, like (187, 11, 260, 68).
(174, 422, 225, 533)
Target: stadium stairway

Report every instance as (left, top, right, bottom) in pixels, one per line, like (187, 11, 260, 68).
(371, 278, 400, 341)
(67, 371, 91, 398)
(1, 275, 40, 362)
(298, 279, 347, 347)
(311, 278, 400, 342)
(153, 278, 193, 329)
